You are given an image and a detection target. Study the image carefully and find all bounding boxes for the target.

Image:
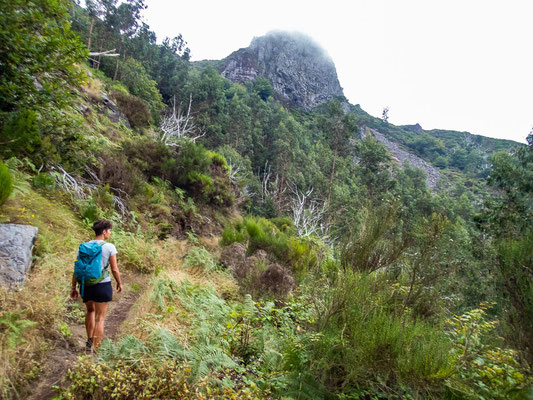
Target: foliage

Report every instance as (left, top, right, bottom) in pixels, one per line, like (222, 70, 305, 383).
(0, 110, 41, 158)
(311, 270, 455, 396)
(112, 230, 161, 273)
(445, 305, 532, 399)
(0, 0, 87, 111)
(183, 246, 219, 272)
(31, 173, 56, 191)
(496, 232, 533, 364)
(111, 90, 151, 129)
(116, 58, 165, 122)
(0, 311, 37, 350)
(0, 161, 13, 205)
(58, 357, 260, 399)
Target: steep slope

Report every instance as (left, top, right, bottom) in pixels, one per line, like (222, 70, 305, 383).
(220, 31, 344, 109)
(362, 127, 442, 189)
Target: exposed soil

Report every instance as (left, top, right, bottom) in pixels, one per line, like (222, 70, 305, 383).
(25, 272, 145, 400)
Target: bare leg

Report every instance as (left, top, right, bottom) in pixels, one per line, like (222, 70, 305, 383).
(85, 301, 95, 341)
(92, 302, 109, 349)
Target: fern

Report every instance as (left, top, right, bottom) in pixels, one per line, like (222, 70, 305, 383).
(0, 311, 37, 350)
(150, 275, 180, 310)
(98, 335, 147, 363)
(150, 328, 189, 359)
(182, 246, 218, 272)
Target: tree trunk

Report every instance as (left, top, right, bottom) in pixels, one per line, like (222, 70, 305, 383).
(277, 167, 285, 217)
(328, 152, 337, 204)
(113, 38, 124, 80)
(87, 18, 95, 51)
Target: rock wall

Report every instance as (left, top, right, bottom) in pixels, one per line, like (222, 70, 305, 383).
(221, 31, 344, 110)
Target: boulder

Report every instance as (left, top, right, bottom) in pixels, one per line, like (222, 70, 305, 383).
(0, 224, 38, 287)
(100, 92, 131, 128)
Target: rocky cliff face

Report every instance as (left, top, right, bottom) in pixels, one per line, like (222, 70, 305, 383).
(220, 31, 344, 109)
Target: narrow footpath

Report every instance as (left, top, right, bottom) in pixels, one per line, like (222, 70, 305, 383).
(26, 272, 144, 400)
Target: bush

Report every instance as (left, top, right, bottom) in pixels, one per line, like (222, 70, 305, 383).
(31, 173, 56, 190)
(183, 246, 218, 272)
(111, 91, 151, 129)
(0, 110, 41, 158)
(221, 219, 248, 246)
(445, 305, 532, 399)
(117, 58, 165, 122)
(0, 161, 13, 205)
(313, 272, 455, 395)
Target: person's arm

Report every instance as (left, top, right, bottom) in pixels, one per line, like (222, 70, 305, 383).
(109, 254, 122, 293)
(70, 273, 79, 300)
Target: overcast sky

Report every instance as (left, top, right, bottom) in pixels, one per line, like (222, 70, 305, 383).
(143, 0, 532, 144)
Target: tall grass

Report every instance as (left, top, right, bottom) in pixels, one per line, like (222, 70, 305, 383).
(312, 271, 454, 396)
(0, 183, 88, 398)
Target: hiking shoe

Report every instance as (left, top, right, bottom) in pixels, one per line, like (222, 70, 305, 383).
(85, 338, 93, 352)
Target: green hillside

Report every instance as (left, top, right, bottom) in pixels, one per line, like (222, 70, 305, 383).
(0, 1, 532, 399)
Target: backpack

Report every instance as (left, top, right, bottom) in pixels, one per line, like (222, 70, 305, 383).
(74, 241, 109, 297)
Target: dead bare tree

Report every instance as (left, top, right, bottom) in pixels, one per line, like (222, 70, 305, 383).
(156, 94, 205, 146)
(288, 182, 329, 239)
(227, 162, 244, 185)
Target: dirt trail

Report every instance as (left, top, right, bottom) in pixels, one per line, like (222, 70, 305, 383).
(26, 272, 144, 400)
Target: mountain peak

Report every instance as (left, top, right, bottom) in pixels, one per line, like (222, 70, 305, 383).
(220, 31, 344, 109)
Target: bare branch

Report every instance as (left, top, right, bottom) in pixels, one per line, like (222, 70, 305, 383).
(48, 165, 130, 218)
(155, 94, 206, 146)
(288, 181, 330, 239)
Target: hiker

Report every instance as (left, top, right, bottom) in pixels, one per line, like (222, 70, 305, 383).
(70, 219, 122, 351)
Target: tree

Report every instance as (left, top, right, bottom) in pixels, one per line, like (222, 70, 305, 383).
(382, 106, 389, 123)
(118, 58, 164, 121)
(322, 100, 357, 202)
(85, 0, 106, 50)
(0, 0, 88, 111)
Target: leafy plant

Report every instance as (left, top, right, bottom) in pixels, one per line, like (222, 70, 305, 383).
(445, 304, 532, 399)
(0, 311, 37, 350)
(0, 161, 13, 205)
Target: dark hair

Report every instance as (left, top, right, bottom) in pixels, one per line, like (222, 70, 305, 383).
(92, 219, 113, 236)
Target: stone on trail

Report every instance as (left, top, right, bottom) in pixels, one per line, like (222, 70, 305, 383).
(0, 224, 38, 287)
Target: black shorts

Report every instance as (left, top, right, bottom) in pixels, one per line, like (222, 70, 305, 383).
(82, 281, 113, 303)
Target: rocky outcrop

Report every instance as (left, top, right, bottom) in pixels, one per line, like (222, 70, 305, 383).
(0, 224, 38, 287)
(220, 31, 344, 110)
(101, 92, 130, 128)
(362, 127, 442, 190)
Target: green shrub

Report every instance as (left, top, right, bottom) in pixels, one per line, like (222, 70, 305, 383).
(313, 272, 455, 395)
(246, 217, 290, 262)
(221, 219, 248, 246)
(0, 161, 13, 205)
(111, 90, 151, 129)
(183, 246, 218, 272)
(117, 58, 165, 122)
(0, 110, 41, 158)
(31, 172, 56, 190)
(445, 305, 532, 399)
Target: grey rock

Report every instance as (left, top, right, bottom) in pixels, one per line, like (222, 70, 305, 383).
(100, 92, 131, 128)
(362, 127, 442, 190)
(220, 31, 344, 110)
(0, 224, 39, 287)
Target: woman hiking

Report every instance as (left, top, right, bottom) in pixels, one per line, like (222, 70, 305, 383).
(70, 219, 122, 351)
